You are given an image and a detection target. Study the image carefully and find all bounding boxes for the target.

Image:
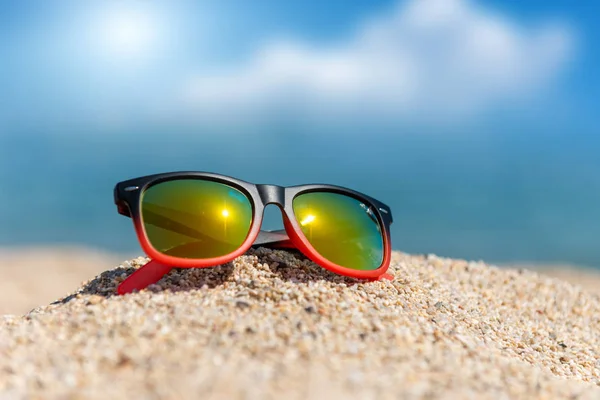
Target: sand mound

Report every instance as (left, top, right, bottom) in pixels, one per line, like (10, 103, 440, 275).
(1, 249, 600, 399)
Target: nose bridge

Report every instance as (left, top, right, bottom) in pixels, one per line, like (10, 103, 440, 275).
(256, 184, 285, 206)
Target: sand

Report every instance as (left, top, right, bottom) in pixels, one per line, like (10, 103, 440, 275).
(0, 247, 121, 315)
(1, 248, 600, 399)
(523, 265, 600, 295)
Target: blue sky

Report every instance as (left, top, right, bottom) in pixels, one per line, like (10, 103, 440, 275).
(0, 0, 597, 134)
(0, 1, 599, 265)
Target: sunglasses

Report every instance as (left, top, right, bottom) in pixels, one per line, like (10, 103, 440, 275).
(114, 172, 393, 294)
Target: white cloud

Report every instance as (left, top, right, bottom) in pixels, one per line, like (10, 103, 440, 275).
(177, 0, 574, 124)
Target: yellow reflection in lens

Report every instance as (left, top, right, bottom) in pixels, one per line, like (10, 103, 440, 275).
(221, 209, 230, 218)
(300, 214, 315, 226)
(293, 192, 383, 271)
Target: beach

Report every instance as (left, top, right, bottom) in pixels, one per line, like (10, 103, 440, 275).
(1, 248, 600, 398)
(0, 247, 121, 315)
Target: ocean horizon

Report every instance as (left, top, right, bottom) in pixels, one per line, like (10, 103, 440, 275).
(2, 127, 599, 268)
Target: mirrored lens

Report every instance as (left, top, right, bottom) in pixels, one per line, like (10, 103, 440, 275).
(141, 179, 253, 259)
(292, 192, 384, 270)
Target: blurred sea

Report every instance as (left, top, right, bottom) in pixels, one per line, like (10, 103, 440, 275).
(1, 127, 599, 267)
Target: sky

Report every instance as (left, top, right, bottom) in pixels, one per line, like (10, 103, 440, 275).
(0, 0, 598, 134)
(0, 0, 599, 265)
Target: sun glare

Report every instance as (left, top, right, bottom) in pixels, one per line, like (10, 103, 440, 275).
(93, 5, 162, 60)
(300, 215, 316, 226)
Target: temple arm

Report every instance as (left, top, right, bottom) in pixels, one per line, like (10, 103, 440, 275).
(117, 230, 296, 294)
(117, 260, 173, 295)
